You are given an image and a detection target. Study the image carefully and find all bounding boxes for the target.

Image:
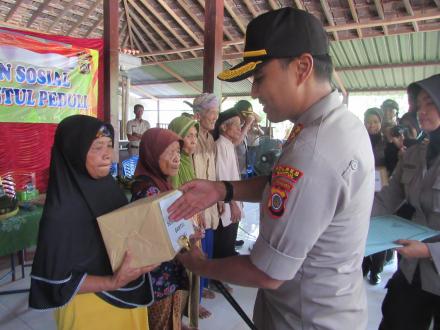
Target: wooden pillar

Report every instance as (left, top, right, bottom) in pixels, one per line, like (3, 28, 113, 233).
(103, 0, 119, 160)
(203, 0, 224, 97)
(121, 75, 130, 140)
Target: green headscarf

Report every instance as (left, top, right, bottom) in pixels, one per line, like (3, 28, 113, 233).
(168, 116, 199, 188)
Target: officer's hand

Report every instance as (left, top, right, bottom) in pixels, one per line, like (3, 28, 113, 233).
(168, 179, 225, 220)
(395, 239, 431, 259)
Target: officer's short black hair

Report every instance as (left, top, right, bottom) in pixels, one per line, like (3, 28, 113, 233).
(278, 54, 333, 82)
(134, 104, 144, 113)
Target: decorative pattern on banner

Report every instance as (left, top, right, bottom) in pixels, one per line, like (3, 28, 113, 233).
(0, 29, 99, 123)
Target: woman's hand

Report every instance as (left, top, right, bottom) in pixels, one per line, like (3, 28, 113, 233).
(230, 201, 241, 223)
(111, 251, 159, 290)
(395, 239, 431, 259)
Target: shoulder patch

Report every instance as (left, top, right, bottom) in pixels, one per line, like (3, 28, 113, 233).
(267, 184, 288, 218)
(267, 165, 303, 219)
(272, 165, 303, 183)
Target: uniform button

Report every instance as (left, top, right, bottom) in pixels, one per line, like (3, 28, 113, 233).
(350, 160, 358, 171)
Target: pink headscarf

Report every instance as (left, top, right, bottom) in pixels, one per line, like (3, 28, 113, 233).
(134, 128, 182, 191)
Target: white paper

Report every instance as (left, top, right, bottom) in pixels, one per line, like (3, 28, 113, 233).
(159, 190, 195, 253)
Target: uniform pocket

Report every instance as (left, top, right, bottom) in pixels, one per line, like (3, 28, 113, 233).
(432, 177, 440, 213)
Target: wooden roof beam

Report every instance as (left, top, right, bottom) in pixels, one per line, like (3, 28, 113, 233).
(403, 0, 419, 32)
(131, 23, 153, 54)
(128, 9, 171, 61)
(84, 16, 103, 37)
(242, 0, 259, 17)
(326, 11, 440, 32)
(224, 0, 246, 34)
(293, 0, 305, 10)
(129, 0, 184, 59)
(157, 0, 203, 46)
(157, 62, 202, 93)
(195, 0, 242, 54)
(140, 0, 198, 57)
(347, 0, 362, 38)
(268, 0, 280, 10)
(5, 0, 25, 22)
(137, 39, 243, 57)
(67, 0, 101, 35)
(373, 0, 389, 35)
(320, 0, 339, 41)
(27, 0, 51, 28)
(47, 0, 76, 32)
(122, 0, 136, 49)
(177, 0, 204, 30)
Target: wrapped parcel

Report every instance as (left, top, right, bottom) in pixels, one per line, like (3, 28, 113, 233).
(97, 190, 194, 271)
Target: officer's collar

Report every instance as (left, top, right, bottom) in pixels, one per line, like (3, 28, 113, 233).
(295, 90, 342, 126)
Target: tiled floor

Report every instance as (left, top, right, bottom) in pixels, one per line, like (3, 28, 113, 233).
(0, 202, 396, 330)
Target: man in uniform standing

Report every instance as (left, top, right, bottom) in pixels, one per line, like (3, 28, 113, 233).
(126, 104, 150, 156)
(169, 8, 375, 330)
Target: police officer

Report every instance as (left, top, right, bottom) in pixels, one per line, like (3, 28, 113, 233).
(374, 74, 440, 330)
(168, 8, 375, 330)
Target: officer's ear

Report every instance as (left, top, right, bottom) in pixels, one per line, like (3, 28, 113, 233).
(295, 53, 314, 86)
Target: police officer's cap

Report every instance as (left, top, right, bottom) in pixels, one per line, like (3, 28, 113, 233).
(218, 8, 329, 82)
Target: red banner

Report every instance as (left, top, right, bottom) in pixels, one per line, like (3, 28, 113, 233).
(0, 28, 103, 192)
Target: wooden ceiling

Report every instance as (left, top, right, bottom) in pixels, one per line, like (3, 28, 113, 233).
(0, 0, 439, 63)
(0, 1, 439, 96)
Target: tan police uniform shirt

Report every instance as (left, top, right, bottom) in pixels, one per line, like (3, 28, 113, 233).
(193, 130, 219, 229)
(372, 142, 440, 295)
(250, 91, 375, 330)
(126, 119, 150, 148)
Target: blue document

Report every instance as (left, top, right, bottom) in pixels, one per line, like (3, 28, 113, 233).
(365, 215, 440, 257)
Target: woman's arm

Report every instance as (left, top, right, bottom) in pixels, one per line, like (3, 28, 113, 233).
(79, 252, 158, 293)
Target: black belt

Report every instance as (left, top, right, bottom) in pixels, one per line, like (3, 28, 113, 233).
(130, 145, 139, 148)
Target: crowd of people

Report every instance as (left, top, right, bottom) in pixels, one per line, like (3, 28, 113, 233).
(27, 7, 440, 330)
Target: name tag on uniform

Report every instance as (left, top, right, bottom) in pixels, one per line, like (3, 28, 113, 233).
(375, 166, 389, 192)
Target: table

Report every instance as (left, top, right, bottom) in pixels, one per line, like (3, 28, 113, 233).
(0, 206, 42, 295)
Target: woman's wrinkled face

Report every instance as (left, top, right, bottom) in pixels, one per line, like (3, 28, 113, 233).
(417, 90, 440, 133)
(364, 114, 382, 135)
(182, 126, 198, 155)
(198, 107, 219, 131)
(86, 136, 113, 179)
(159, 141, 181, 176)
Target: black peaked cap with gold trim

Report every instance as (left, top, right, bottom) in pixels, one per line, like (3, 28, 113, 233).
(218, 7, 329, 82)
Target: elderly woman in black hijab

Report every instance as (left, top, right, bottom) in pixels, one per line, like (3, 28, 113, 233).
(29, 115, 157, 330)
(373, 74, 440, 330)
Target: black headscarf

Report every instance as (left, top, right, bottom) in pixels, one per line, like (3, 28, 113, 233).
(408, 74, 440, 167)
(29, 115, 153, 310)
